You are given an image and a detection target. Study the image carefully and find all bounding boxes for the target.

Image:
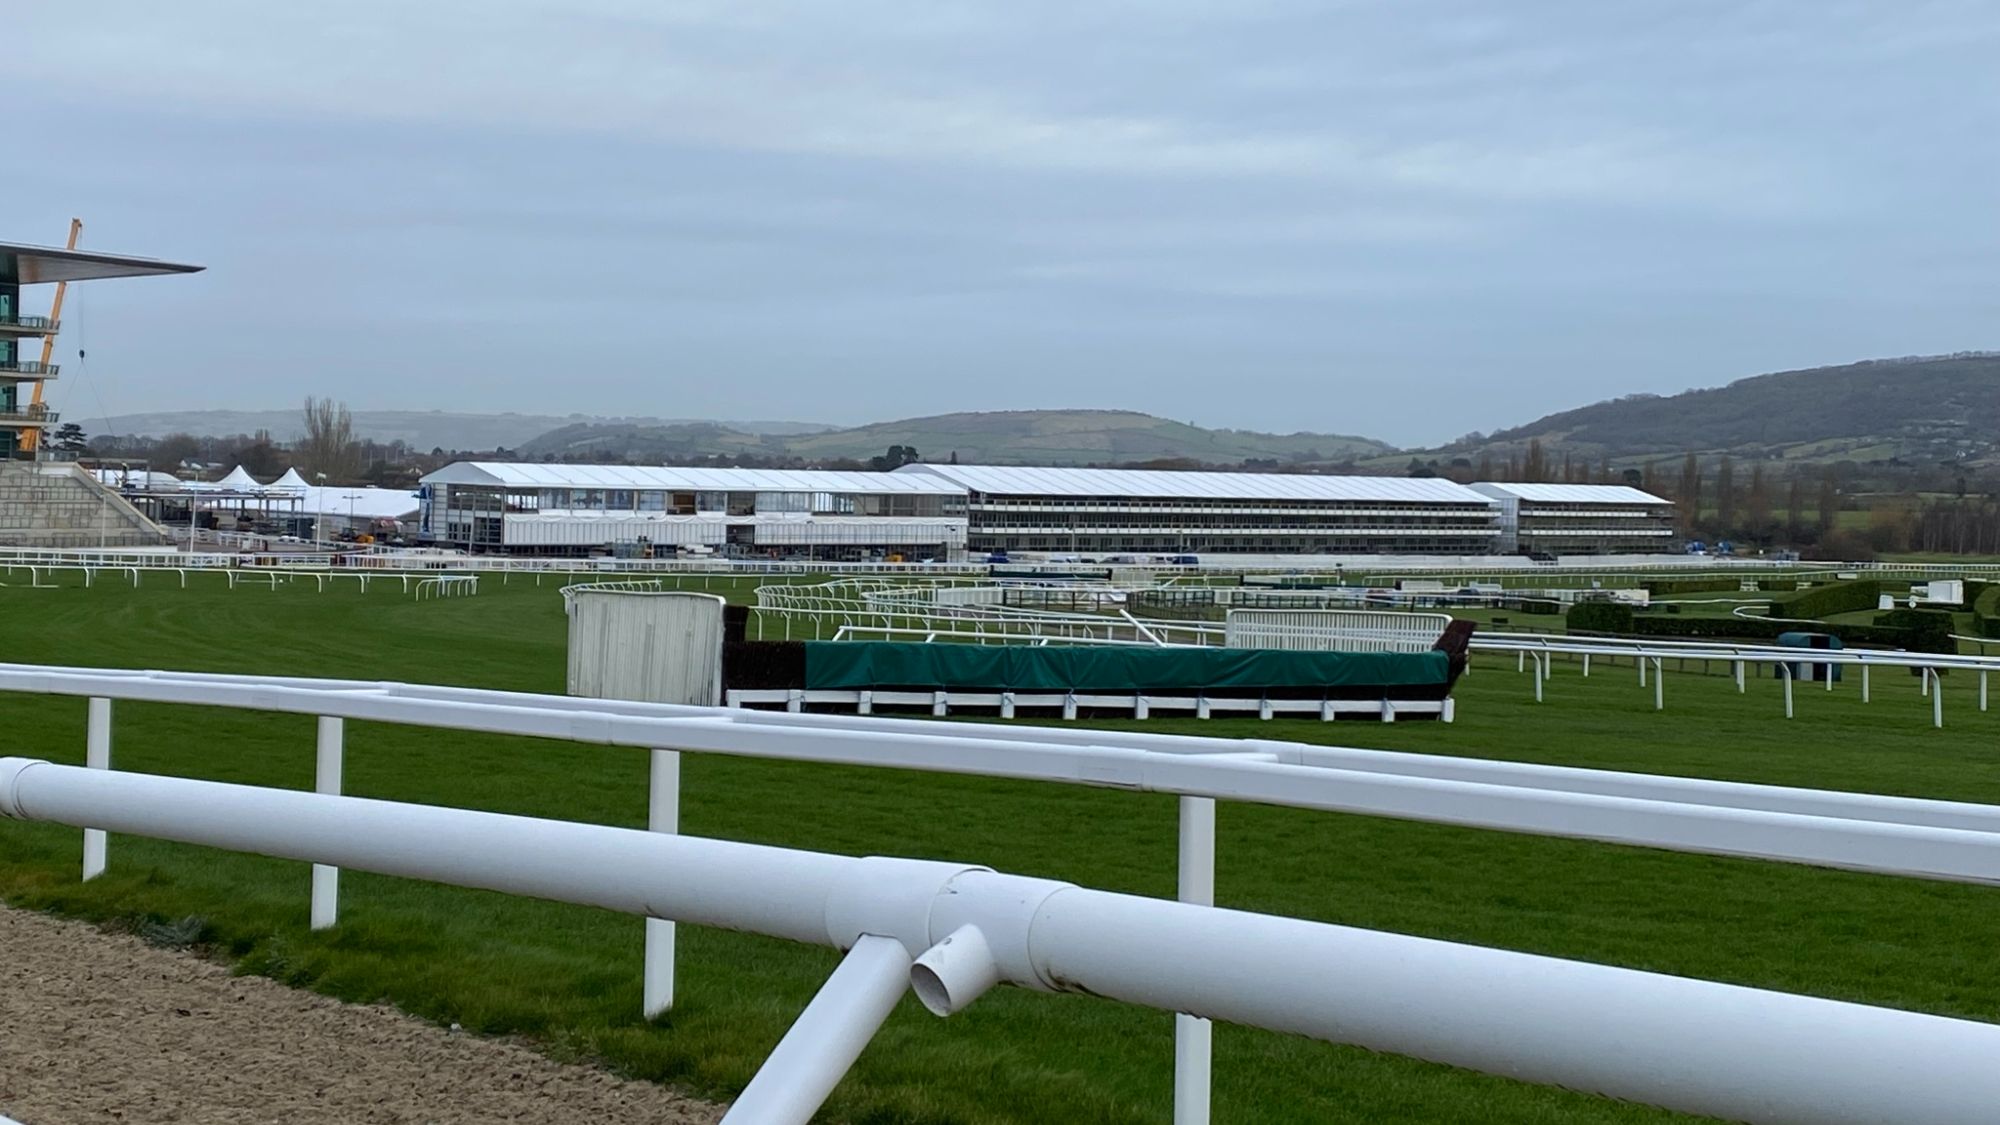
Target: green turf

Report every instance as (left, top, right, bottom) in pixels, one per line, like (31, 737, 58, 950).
(4, 569, 2000, 1123)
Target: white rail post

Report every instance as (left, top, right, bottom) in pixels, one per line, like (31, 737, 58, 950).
(1653, 657, 1664, 711)
(82, 697, 111, 880)
(1862, 663, 1871, 703)
(1783, 663, 1794, 719)
(1932, 670, 1944, 730)
(1735, 659, 1746, 693)
(1176, 795, 1216, 1125)
(1533, 653, 1544, 703)
(1582, 652, 1590, 677)
(644, 747, 681, 1018)
(310, 716, 344, 929)
(1981, 670, 1989, 713)
(1638, 655, 1647, 688)
(720, 934, 912, 1125)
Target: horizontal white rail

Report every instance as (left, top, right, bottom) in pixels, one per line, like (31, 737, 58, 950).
(6, 662, 2000, 883)
(724, 686, 1444, 723)
(6, 758, 2000, 1125)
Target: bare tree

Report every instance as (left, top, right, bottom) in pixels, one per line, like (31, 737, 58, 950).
(1715, 456, 1736, 536)
(1677, 453, 1702, 537)
(1522, 439, 1548, 483)
(299, 397, 361, 482)
(1746, 463, 1771, 536)
(1816, 471, 1841, 535)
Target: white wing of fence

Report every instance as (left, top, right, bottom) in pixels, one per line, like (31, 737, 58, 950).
(1223, 608, 1451, 652)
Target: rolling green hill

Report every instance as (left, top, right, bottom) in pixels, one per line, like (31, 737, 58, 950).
(1392, 353, 2000, 469)
(782, 410, 1389, 464)
(519, 409, 1392, 465)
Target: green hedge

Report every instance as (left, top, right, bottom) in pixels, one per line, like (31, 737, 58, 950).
(1566, 602, 1636, 633)
(1874, 609, 1958, 650)
(1766, 579, 1881, 620)
(1641, 577, 1755, 596)
(1628, 614, 1953, 653)
(1974, 582, 2000, 638)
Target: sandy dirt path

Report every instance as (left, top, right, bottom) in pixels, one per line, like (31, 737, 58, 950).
(0, 905, 724, 1124)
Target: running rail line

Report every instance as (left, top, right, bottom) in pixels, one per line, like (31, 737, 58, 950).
(11, 662, 2000, 1123)
(5, 758, 2000, 1125)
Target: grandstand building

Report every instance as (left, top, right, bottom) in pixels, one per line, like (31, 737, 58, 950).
(2, 238, 202, 460)
(416, 463, 969, 558)
(895, 464, 1503, 556)
(1468, 482, 1677, 555)
(0, 236, 201, 547)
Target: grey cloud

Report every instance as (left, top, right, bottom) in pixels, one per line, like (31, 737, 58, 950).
(10, 0, 1999, 447)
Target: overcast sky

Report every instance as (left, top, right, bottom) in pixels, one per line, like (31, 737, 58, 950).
(12, 1, 1998, 447)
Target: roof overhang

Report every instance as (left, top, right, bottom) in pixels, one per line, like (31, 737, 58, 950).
(0, 241, 205, 284)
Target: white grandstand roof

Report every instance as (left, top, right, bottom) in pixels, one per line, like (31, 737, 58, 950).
(299, 486, 421, 519)
(896, 463, 1494, 504)
(421, 462, 963, 494)
(1469, 482, 1669, 505)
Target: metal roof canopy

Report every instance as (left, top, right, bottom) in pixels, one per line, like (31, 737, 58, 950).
(898, 463, 1497, 505)
(1469, 482, 1671, 505)
(0, 241, 205, 284)
(422, 462, 966, 494)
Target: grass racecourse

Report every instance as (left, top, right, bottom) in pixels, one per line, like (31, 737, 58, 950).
(4, 572, 2000, 1123)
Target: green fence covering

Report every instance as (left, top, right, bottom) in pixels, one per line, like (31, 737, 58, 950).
(803, 642, 1449, 692)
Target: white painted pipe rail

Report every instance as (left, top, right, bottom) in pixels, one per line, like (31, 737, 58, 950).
(16, 660, 2000, 1123)
(720, 934, 913, 1124)
(10, 662, 2000, 885)
(7, 759, 2000, 1125)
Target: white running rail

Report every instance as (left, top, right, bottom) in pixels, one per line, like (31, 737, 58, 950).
(11, 663, 2000, 1121)
(8, 720, 2000, 1123)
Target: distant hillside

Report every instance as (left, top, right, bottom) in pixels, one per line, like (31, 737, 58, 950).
(89, 410, 829, 450)
(520, 409, 1393, 465)
(519, 421, 779, 460)
(1387, 353, 2000, 469)
(786, 410, 1390, 464)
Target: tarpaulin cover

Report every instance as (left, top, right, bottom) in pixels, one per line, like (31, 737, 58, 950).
(803, 642, 1450, 692)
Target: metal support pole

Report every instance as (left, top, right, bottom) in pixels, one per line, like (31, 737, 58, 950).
(1736, 660, 1745, 693)
(720, 935, 913, 1125)
(1582, 652, 1590, 677)
(1981, 670, 1988, 713)
(1932, 670, 1944, 730)
(1654, 657, 1664, 711)
(644, 748, 681, 1018)
(82, 697, 111, 880)
(1863, 663, 1871, 703)
(310, 716, 344, 929)
(1176, 796, 1216, 1125)
(1534, 654, 1544, 703)
(1638, 656, 1647, 688)
(1783, 665, 1794, 720)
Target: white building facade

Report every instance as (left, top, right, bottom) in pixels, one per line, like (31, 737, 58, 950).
(1467, 482, 1677, 555)
(417, 463, 968, 558)
(897, 464, 1503, 556)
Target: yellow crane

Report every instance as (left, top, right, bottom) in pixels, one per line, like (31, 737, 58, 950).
(20, 217, 81, 455)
